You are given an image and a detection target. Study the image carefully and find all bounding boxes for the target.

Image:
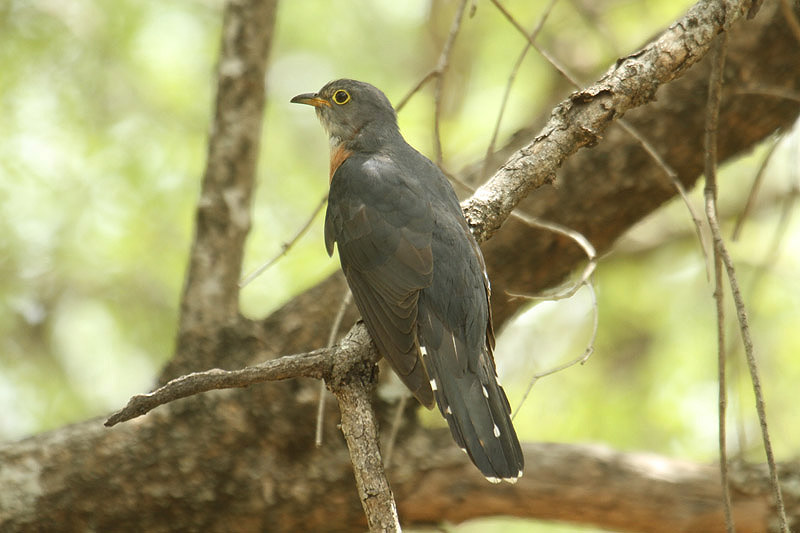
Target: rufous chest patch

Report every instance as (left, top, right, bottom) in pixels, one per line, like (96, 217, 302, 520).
(329, 145, 353, 183)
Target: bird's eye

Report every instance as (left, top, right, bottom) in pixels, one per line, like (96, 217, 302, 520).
(332, 89, 351, 105)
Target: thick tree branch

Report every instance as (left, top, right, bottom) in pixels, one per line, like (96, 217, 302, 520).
(326, 329, 401, 532)
(163, 0, 278, 380)
(393, 442, 799, 533)
(463, 0, 758, 242)
(395, 443, 798, 533)
(3, 415, 798, 532)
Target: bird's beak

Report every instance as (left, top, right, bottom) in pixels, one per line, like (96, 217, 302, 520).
(290, 93, 331, 108)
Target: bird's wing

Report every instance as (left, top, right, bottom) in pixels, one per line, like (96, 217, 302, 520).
(325, 154, 435, 407)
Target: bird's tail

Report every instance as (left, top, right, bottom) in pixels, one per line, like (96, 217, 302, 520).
(418, 313, 524, 482)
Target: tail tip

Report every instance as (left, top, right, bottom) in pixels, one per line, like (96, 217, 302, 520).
(484, 469, 523, 484)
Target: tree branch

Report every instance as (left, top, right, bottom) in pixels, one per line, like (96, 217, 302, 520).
(105, 347, 334, 426)
(163, 0, 278, 381)
(393, 442, 799, 533)
(463, 0, 758, 242)
(326, 329, 401, 532)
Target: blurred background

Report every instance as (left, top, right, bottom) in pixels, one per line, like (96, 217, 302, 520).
(1, 1, 798, 530)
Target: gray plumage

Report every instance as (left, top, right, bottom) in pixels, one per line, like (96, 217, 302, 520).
(292, 79, 524, 481)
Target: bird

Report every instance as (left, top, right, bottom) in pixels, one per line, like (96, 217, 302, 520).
(291, 79, 523, 483)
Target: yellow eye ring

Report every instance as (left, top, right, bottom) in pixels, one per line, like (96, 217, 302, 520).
(332, 89, 350, 105)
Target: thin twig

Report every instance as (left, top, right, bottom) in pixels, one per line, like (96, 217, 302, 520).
(315, 289, 353, 447)
(433, 0, 469, 165)
(712, 247, 732, 533)
(728, 175, 799, 456)
(731, 136, 780, 240)
(512, 279, 598, 420)
(490, 0, 581, 87)
(703, 32, 735, 533)
(395, 0, 468, 123)
(617, 118, 712, 281)
(395, 72, 436, 113)
(506, 211, 597, 300)
(716, 210, 790, 533)
(448, 169, 598, 302)
(483, 0, 558, 177)
(733, 86, 800, 102)
(382, 393, 408, 469)
(703, 32, 789, 533)
(239, 194, 328, 288)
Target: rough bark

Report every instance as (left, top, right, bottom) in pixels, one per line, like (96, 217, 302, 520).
(163, 0, 278, 380)
(1, 1, 799, 532)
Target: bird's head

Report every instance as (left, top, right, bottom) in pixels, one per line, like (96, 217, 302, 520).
(291, 79, 399, 150)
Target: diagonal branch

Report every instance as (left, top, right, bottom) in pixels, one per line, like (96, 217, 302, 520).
(463, 0, 758, 243)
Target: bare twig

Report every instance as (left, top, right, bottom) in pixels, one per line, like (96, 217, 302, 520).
(712, 245, 732, 533)
(395, 72, 436, 113)
(703, 32, 789, 533)
(712, 177, 791, 533)
(432, 0, 469, 165)
(506, 211, 597, 301)
(239, 194, 327, 288)
(395, 0, 468, 119)
(446, 164, 598, 302)
(512, 279, 598, 420)
(733, 86, 800, 102)
(382, 393, 408, 469)
(728, 175, 799, 456)
(731, 136, 780, 240)
(105, 347, 335, 426)
(490, 0, 581, 87)
(703, 32, 735, 533)
(482, 0, 558, 177)
(617, 118, 713, 281)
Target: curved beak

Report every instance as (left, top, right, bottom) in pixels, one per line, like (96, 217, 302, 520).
(290, 93, 330, 107)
